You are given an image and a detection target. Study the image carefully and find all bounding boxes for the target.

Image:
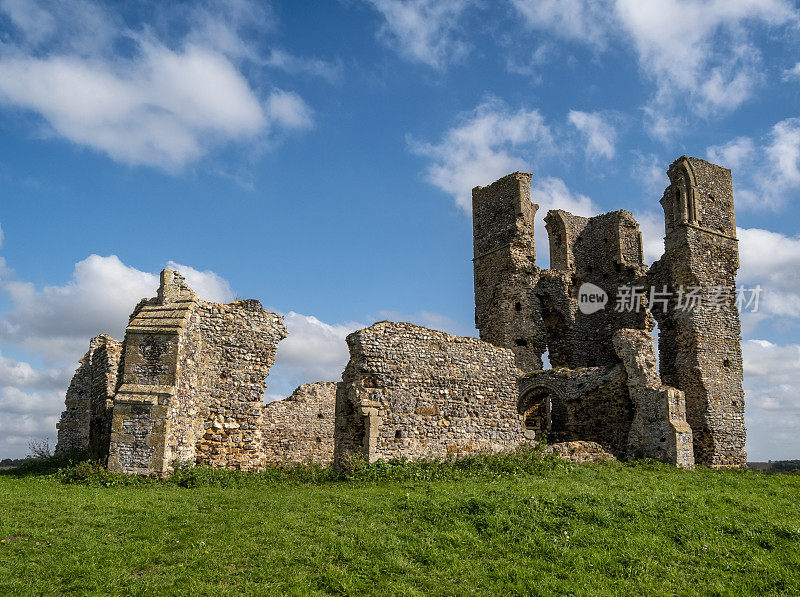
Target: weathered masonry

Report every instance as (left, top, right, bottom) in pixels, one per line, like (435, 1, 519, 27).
(333, 321, 527, 464)
(263, 382, 337, 465)
(56, 154, 747, 472)
(55, 270, 342, 474)
(470, 155, 745, 467)
(55, 334, 122, 458)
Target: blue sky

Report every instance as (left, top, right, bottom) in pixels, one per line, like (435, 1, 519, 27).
(0, 0, 799, 460)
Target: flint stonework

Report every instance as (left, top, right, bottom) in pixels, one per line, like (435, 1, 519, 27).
(54, 154, 746, 473)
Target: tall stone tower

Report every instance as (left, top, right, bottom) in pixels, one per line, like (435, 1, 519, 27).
(472, 172, 545, 371)
(649, 156, 746, 467)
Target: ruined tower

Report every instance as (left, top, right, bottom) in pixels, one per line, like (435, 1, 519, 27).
(649, 156, 746, 467)
(538, 209, 651, 369)
(472, 172, 545, 371)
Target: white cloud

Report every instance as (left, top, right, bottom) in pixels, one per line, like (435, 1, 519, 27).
(635, 210, 666, 264)
(782, 62, 800, 81)
(0, 255, 240, 364)
(737, 227, 800, 324)
(510, 0, 611, 47)
(0, 351, 71, 390)
(364, 0, 473, 69)
(267, 312, 362, 401)
(568, 110, 618, 160)
(532, 176, 596, 218)
(614, 0, 796, 132)
(512, 0, 798, 137)
(0, 255, 157, 361)
(504, 43, 551, 82)
(531, 177, 601, 267)
(708, 119, 800, 210)
(265, 49, 343, 83)
(409, 99, 554, 211)
(0, 251, 250, 458)
(265, 89, 314, 131)
(742, 339, 800, 460)
(632, 151, 670, 195)
(765, 119, 800, 192)
(0, 0, 57, 46)
(707, 136, 755, 171)
(0, 0, 314, 171)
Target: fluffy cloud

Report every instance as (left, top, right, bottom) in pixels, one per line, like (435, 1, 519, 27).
(510, 0, 611, 47)
(511, 0, 798, 137)
(265, 49, 343, 83)
(266, 312, 362, 401)
(742, 339, 800, 460)
(708, 118, 800, 210)
(409, 99, 554, 211)
(0, 0, 314, 170)
(363, 0, 473, 69)
(737, 227, 800, 326)
(706, 136, 755, 171)
(568, 110, 618, 160)
(615, 0, 794, 122)
(635, 210, 666, 264)
(632, 152, 670, 195)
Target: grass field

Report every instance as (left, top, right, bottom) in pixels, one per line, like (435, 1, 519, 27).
(1, 452, 798, 596)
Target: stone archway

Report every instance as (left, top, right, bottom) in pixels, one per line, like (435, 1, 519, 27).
(518, 384, 568, 442)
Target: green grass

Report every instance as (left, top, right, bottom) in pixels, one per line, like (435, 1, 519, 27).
(1, 452, 799, 596)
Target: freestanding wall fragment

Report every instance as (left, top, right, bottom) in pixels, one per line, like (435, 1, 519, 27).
(648, 157, 746, 467)
(55, 334, 122, 457)
(612, 329, 694, 468)
(106, 270, 287, 475)
(333, 321, 527, 465)
(472, 172, 546, 371)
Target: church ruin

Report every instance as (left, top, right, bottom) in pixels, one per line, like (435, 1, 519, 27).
(55, 155, 747, 473)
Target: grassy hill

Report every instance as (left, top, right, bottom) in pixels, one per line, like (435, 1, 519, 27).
(1, 451, 798, 596)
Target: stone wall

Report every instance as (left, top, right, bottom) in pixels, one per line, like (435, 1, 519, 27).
(55, 334, 122, 457)
(537, 210, 651, 369)
(106, 270, 287, 475)
(649, 156, 746, 467)
(193, 300, 287, 470)
(263, 382, 337, 464)
(472, 172, 546, 371)
(334, 321, 527, 465)
(108, 271, 199, 475)
(519, 365, 632, 457)
(472, 157, 745, 468)
(612, 329, 694, 468)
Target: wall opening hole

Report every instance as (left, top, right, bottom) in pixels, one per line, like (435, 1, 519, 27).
(723, 358, 731, 368)
(395, 430, 402, 439)
(514, 301, 522, 312)
(515, 338, 528, 347)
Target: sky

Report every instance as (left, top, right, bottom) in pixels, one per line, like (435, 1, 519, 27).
(0, 0, 799, 461)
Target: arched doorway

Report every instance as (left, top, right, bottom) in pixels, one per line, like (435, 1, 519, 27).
(518, 385, 568, 442)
